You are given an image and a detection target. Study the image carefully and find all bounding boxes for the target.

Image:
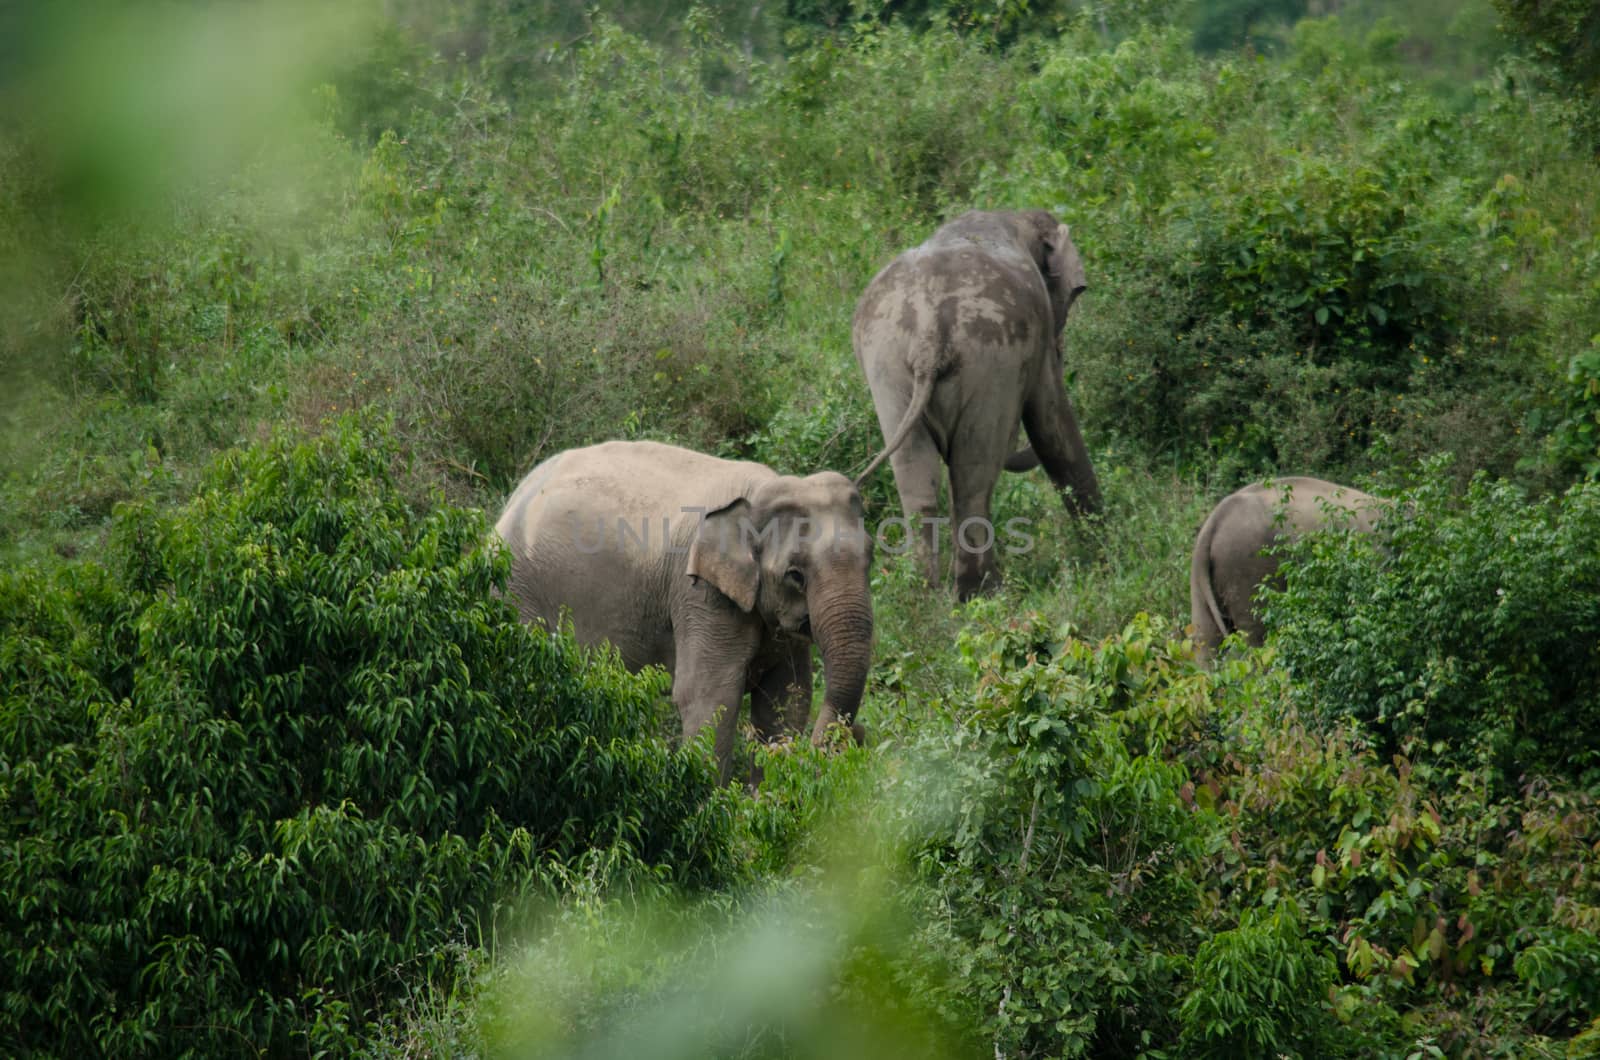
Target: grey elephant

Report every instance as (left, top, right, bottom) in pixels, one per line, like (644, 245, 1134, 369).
(1190, 476, 1384, 661)
(853, 209, 1102, 600)
(495, 440, 873, 778)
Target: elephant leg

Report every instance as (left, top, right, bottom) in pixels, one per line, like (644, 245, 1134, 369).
(886, 431, 945, 587)
(1022, 365, 1102, 515)
(672, 622, 762, 782)
(947, 445, 1005, 602)
(749, 639, 813, 744)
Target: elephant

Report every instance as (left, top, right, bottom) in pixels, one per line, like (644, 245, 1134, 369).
(1189, 476, 1384, 661)
(494, 440, 874, 779)
(853, 209, 1102, 601)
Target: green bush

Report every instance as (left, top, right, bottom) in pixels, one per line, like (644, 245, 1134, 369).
(1001, 28, 1217, 218)
(1182, 150, 1450, 379)
(1537, 333, 1600, 480)
(738, 357, 889, 504)
(1189, 666, 1600, 1053)
(12, 1, 1592, 562)
(0, 417, 737, 1056)
(890, 611, 1218, 1056)
(1266, 465, 1600, 783)
(884, 610, 1600, 1055)
(1177, 902, 1339, 1057)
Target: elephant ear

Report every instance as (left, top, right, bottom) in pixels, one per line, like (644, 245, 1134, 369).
(686, 497, 760, 613)
(1044, 223, 1087, 332)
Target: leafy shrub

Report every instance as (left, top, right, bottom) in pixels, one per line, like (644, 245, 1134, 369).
(0, 417, 737, 1056)
(1182, 151, 1450, 378)
(890, 611, 1221, 1056)
(772, 22, 1024, 215)
(1002, 27, 1218, 218)
(367, 741, 962, 1059)
(379, 268, 771, 490)
(476, 862, 970, 1060)
(1197, 666, 1600, 1052)
(1266, 465, 1600, 783)
(739, 357, 889, 505)
(1537, 333, 1600, 481)
(367, 599, 1600, 1057)
(887, 610, 1600, 1055)
(1190, 0, 1312, 54)
(1177, 902, 1339, 1057)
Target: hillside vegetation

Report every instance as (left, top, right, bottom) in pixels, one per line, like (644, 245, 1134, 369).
(3, 0, 1600, 1056)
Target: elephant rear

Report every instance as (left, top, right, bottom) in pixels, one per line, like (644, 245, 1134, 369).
(1190, 476, 1383, 661)
(852, 209, 1101, 599)
(493, 444, 685, 670)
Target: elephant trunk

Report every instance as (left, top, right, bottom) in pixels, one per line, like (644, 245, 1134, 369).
(1052, 406, 1102, 516)
(806, 574, 873, 745)
(1066, 460, 1102, 516)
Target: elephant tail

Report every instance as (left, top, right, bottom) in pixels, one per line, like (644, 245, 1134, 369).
(1190, 500, 1230, 649)
(854, 368, 936, 489)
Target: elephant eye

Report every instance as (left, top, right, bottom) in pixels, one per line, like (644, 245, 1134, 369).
(784, 568, 806, 591)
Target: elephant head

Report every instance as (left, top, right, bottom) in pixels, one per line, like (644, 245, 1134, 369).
(686, 472, 874, 743)
(935, 208, 1087, 337)
(1026, 209, 1088, 336)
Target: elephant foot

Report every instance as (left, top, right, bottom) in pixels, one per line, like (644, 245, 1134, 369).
(955, 563, 1003, 602)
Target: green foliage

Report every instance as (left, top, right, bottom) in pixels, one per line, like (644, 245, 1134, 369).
(1009, 27, 1218, 216)
(734, 738, 882, 876)
(891, 612, 1217, 1055)
(1185, 150, 1448, 377)
(1540, 333, 1600, 480)
(8, 0, 1596, 558)
(1266, 465, 1600, 783)
(739, 359, 886, 489)
(0, 418, 737, 1055)
(782, 0, 1061, 47)
(884, 611, 1600, 1055)
(366, 738, 969, 1060)
(1177, 902, 1339, 1056)
(1188, 678, 1600, 1052)
(477, 869, 971, 1060)
(1493, 0, 1600, 128)
(365, 604, 1600, 1057)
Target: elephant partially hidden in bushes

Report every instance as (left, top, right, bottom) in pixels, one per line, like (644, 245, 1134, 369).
(1190, 476, 1384, 661)
(495, 440, 873, 779)
(853, 209, 1103, 601)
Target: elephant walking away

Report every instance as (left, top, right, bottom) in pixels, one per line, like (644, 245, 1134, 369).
(853, 209, 1102, 601)
(1190, 476, 1384, 661)
(495, 440, 874, 779)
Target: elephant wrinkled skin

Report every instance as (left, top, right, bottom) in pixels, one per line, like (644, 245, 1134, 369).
(854, 209, 1102, 600)
(495, 440, 874, 778)
(1189, 476, 1384, 661)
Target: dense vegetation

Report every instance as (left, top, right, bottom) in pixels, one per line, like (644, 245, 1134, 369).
(3, 0, 1600, 1055)
(0, 419, 738, 1054)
